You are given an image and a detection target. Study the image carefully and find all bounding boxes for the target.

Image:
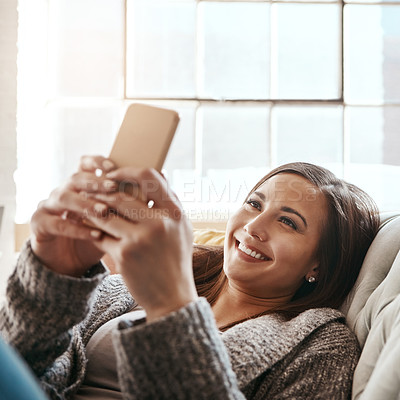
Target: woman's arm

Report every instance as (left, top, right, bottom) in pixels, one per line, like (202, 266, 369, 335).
(1, 155, 117, 369)
(86, 166, 199, 321)
(86, 167, 246, 398)
(0, 241, 108, 397)
(0, 155, 118, 398)
(0, 241, 107, 374)
(112, 298, 245, 400)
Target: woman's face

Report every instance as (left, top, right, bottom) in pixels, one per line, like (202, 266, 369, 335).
(223, 173, 328, 300)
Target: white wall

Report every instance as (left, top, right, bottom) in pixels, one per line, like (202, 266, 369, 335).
(0, 0, 18, 297)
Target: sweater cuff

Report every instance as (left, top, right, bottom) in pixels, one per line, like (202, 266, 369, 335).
(113, 298, 242, 399)
(2, 240, 108, 338)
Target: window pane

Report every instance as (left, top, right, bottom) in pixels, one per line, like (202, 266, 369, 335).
(348, 106, 400, 166)
(189, 104, 271, 215)
(346, 164, 400, 211)
(16, 104, 123, 222)
(201, 103, 270, 171)
(126, 0, 196, 98)
(347, 107, 384, 164)
(199, 2, 270, 99)
(346, 106, 400, 211)
(162, 102, 197, 172)
(48, 0, 124, 97)
(273, 105, 343, 175)
(48, 105, 123, 180)
(272, 4, 341, 99)
(344, 5, 400, 104)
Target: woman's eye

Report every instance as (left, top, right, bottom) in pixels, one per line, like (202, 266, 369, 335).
(246, 199, 262, 211)
(280, 216, 297, 230)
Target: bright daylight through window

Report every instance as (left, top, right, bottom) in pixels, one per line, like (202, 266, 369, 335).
(16, 0, 400, 225)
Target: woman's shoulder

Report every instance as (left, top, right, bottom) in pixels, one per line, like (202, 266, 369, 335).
(290, 307, 346, 330)
(237, 307, 346, 334)
(285, 307, 360, 357)
(222, 307, 359, 390)
(225, 307, 358, 356)
(298, 307, 358, 338)
(281, 307, 357, 343)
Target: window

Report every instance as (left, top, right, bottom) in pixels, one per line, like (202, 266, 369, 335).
(17, 0, 400, 225)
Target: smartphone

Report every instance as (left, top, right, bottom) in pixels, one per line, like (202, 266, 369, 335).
(108, 103, 180, 171)
(83, 103, 179, 230)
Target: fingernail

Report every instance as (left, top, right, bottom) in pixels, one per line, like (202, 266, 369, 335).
(102, 160, 115, 171)
(90, 230, 101, 239)
(82, 157, 95, 169)
(93, 203, 107, 215)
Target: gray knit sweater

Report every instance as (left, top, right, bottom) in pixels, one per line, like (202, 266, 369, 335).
(0, 242, 360, 399)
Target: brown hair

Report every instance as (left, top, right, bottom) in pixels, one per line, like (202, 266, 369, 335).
(193, 162, 380, 320)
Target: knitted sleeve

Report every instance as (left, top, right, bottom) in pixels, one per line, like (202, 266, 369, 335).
(112, 297, 246, 400)
(0, 241, 108, 398)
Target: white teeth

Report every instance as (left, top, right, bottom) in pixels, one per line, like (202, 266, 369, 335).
(238, 242, 266, 260)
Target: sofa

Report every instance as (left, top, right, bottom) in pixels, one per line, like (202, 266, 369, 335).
(341, 212, 400, 399)
(194, 212, 400, 400)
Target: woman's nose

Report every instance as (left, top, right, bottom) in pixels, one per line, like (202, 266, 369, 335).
(244, 214, 269, 242)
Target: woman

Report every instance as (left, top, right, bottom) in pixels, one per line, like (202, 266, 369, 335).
(0, 157, 379, 399)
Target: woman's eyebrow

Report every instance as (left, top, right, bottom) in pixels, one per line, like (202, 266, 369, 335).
(281, 206, 308, 228)
(253, 191, 266, 201)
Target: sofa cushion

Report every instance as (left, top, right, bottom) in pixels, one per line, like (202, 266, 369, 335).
(340, 212, 400, 399)
(193, 228, 225, 246)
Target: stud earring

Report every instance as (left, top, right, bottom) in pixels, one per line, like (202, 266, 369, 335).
(308, 276, 316, 283)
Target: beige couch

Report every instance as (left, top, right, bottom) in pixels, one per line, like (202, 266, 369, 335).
(341, 212, 400, 399)
(194, 212, 400, 399)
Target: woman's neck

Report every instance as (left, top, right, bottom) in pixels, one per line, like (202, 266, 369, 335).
(211, 283, 292, 331)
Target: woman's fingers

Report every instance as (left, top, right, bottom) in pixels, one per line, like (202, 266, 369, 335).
(106, 167, 182, 218)
(63, 171, 118, 195)
(84, 213, 131, 240)
(84, 200, 162, 239)
(92, 193, 160, 222)
(41, 187, 109, 221)
(79, 155, 116, 174)
(31, 208, 103, 241)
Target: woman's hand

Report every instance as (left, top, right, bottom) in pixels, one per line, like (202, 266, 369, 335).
(30, 155, 117, 277)
(86, 167, 198, 321)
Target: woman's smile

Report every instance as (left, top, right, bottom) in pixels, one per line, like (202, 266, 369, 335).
(235, 240, 271, 262)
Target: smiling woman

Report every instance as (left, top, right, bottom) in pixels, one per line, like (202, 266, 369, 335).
(1, 158, 379, 399)
(195, 162, 380, 331)
(216, 173, 328, 325)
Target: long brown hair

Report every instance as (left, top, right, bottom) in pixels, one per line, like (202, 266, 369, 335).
(193, 162, 380, 320)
